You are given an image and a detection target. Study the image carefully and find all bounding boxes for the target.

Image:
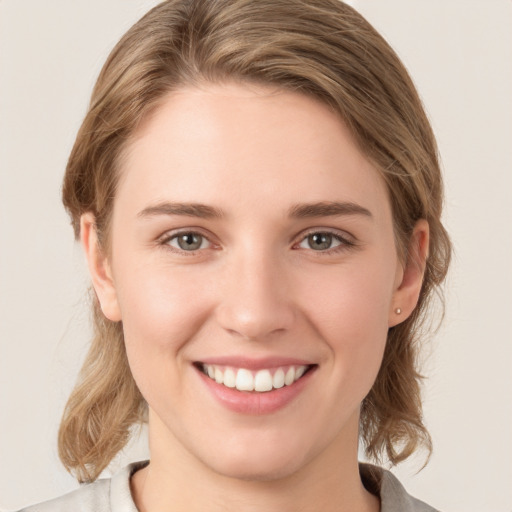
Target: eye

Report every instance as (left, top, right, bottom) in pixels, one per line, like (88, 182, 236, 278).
(166, 232, 210, 252)
(298, 231, 348, 251)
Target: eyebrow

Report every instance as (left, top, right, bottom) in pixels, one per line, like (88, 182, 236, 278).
(288, 201, 373, 219)
(137, 202, 224, 219)
(137, 200, 372, 220)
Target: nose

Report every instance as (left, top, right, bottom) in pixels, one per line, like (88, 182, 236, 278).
(214, 249, 296, 341)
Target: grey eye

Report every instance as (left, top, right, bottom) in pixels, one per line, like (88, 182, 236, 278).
(170, 232, 207, 251)
(299, 232, 342, 251)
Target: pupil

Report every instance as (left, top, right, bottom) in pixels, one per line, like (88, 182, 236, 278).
(178, 233, 202, 250)
(309, 233, 332, 250)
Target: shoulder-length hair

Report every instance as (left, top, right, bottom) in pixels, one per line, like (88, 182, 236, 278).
(59, 0, 451, 482)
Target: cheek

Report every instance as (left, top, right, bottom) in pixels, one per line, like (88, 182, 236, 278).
(298, 258, 394, 384)
(113, 261, 214, 382)
(117, 259, 210, 333)
(304, 261, 393, 336)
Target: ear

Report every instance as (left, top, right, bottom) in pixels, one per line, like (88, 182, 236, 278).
(80, 213, 122, 322)
(388, 219, 429, 327)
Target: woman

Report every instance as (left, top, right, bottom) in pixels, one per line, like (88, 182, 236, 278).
(19, 0, 451, 510)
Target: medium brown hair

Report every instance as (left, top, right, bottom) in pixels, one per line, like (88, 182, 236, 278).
(59, 0, 451, 482)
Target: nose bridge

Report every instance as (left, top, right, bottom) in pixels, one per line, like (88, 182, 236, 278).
(215, 242, 295, 340)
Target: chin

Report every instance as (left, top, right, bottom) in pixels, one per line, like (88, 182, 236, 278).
(196, 434, 312, 483)
(208, 453, 307, 482)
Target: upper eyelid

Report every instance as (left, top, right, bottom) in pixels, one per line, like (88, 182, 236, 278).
(158, 227, 214, 242)
(294, 227, 355, 244)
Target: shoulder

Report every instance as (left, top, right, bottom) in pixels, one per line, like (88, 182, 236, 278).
(360, 463, 441, 512)
(16, 461, 148, 512)
(17, 478, 110, 512)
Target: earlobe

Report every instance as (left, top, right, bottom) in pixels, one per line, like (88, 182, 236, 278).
(80, 213, 122, 322)
(388, 219, 429, 327)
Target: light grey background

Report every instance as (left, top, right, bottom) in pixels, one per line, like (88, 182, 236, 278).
(1, 1, 511, 510)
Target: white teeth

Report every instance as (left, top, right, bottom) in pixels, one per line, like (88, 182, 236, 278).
(223, 368, 236, 388)
(202, 364, 310, 392)
(236, 369, 254, 391)
(284, 367, 295, 386)
(254, 370, 273, 392)
(295, 366, 306, 379)
(273, 368, 285, 389)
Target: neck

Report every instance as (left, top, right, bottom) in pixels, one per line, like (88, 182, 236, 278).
(131, 413, 379, 512)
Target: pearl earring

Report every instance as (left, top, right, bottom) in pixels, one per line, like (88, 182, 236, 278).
(395, 308, 402, 315)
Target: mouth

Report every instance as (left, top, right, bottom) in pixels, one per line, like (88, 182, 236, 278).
(194, 362, 317, 393)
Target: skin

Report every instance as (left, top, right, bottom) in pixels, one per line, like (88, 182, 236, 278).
(81, 82, 428, 512)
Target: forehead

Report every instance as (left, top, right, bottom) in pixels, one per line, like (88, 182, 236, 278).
(117, 82, 391, 222)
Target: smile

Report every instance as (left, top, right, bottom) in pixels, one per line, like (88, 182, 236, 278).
(194, 358, 318, 414)
(199, 364, 311, 393)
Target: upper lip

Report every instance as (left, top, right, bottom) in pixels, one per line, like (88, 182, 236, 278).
(196, 356, 316, 371)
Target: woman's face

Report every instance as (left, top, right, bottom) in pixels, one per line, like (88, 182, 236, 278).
(86, 82, 417, 480)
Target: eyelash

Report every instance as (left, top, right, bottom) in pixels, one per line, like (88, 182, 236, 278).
(295, 229, 355, 254)
(158, 228, 355, 255)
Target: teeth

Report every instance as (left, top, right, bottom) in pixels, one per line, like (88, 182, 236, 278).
(273, 368, 285, 389)
(236, 369, 254, 391)
(254, 370, 273, 392)
(201, 364, 309, 393)
(284, 367, 295, 386)
(295, 366, 306, 379)
(223, 368, 236, 388)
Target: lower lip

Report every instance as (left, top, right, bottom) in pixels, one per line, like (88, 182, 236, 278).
(195, 366, 316, 415)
